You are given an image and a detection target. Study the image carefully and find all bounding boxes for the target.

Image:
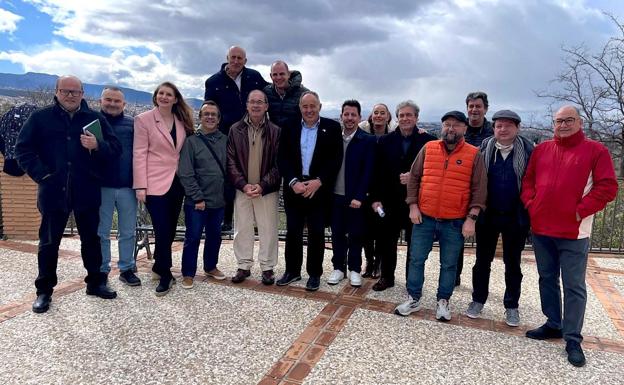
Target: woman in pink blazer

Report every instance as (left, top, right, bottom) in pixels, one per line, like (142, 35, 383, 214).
(133, 81, 194, 296)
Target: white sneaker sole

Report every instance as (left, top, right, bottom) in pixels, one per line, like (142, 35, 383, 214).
(327, 277, 344, 285)
(465, 311, 481, 319)
(394, 304, 421, 317)
(436, 313, 451, 322)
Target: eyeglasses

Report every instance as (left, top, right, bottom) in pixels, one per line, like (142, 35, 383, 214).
(202, 112, 218, 117)
(553, 117, 576, 126)
(57, 89, 83, 97)
(442, 122, 465, 129)
(247, 100, 266, 105)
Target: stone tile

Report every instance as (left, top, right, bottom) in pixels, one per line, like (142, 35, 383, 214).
(305, 309, 624, 385)
(367, 251, 623, 341)
(0, 275, 323, 385)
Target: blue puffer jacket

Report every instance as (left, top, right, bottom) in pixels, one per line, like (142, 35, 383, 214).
(204, 64, 269, 134)
(101, 111, 133, 188)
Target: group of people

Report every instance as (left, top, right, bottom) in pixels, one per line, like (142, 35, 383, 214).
(14, 45, 619, 368)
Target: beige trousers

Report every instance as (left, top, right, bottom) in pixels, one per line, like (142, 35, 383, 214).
(233, 190, 279, 271)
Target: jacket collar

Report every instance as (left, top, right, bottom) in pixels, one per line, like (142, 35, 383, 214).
(554, 129, 584, 147)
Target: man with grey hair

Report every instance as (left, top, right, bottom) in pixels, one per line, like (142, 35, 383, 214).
(522, 105, 617, 367)
(263, 60, 309, 129)
(97, 86, 141, 286)
(227, 90, 281, 285)
(277, 91, 343, 291)
(204, 45, 269, 232)
(16, 75, 121, 313)
(369, 100, 436, 291)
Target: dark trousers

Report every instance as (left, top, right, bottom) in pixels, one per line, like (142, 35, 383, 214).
(378, 207, 412, 283)
(532, 234, 589, 343)
(472, 214, 528, 308)
(284, 192, 327, 277)
(36, 208, 104, 295)
(456, 245, 464, 282)
(330, 194, 364, 273)
(181, 204, 224, 277)
(145, 178, 184, 279)
(363, 204, 383, 271)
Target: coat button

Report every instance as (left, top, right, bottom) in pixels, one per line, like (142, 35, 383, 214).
(67, 136, 71, 140)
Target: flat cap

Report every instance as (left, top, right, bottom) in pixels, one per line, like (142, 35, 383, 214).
(492, 109, 521, 124)
(441, 111, 468, 125)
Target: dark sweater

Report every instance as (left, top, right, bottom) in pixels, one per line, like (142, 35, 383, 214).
(101, 111, 134, 188)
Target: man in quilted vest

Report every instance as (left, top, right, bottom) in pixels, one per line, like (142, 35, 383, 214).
(395, 111, 487, 321)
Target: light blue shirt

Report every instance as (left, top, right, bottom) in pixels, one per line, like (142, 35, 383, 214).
(300, 118, 319, 176)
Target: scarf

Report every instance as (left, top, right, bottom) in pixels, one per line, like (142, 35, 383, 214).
(482, 135, 532, 190)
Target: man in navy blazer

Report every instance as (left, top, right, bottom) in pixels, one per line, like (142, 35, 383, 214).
(327, 100, 375, 288)
(277, 91, 343, 291)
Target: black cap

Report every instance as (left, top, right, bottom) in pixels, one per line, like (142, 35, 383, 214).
(492, 109, 521, 124)
(441, 111, 468, 125)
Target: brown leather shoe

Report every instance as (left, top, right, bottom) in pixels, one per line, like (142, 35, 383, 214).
(231, 269, 251, 283)
(261, 270, 275, 285)
(372, 277, 394, 292)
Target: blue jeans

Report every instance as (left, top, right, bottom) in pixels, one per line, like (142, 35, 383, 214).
(181, 204, 224, 277)
(406, 215, 464, 301)
(532, 234, 589, 343)
(98, 187, 137, 273)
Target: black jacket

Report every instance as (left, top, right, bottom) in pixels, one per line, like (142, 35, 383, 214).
(101, 111, 133, 188)
(370, 128, 436, 213)
(263, 71, 309, 129)
(15, 98, 121, 213)
(278, 117, 343, 202)
(204, 64, 269, 134)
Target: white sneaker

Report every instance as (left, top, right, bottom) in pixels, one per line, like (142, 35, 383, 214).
(327, 270, 345, 285)
(349, 271, 362, 287)
(394, 296, 421, 316)
(436, 299, 451, 321)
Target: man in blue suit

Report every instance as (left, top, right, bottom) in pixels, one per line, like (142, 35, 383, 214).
(277, 91, 343, 291)
(327, 100, 375, 288)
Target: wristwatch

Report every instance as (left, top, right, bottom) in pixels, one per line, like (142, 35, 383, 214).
(466, 213, 478, 221)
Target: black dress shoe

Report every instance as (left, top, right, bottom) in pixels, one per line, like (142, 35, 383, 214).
(526, 323, 563, 340)
(231, 269, 251, 283)
(362, 263, 374, 278)
(86, 285, 117, 299)
(155, 277, 175, 297)
(276, 272, 302, 286)
(372, 277, 394, 292)
(305, 276, 321, 291)
(261, 270, 275, 285)
(32, 293, 52, 313)
(119, 270, 142, 286)
(566, 341, 586, 367)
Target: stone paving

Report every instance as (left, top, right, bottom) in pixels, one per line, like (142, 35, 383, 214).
(0, 238, 623, 385)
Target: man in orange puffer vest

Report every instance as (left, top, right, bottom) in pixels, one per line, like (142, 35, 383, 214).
(394, 111, 487, 321)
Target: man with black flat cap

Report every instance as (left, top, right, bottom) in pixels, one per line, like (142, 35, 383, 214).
(395, 111, 487, 322)
(465, 109, 534, 328)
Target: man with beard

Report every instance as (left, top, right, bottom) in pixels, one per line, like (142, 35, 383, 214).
(395, 111, 487, 322)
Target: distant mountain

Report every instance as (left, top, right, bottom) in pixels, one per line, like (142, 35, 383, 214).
(0, 72, 204, 108)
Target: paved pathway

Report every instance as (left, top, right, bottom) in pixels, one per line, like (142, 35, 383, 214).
(0, 238, 623, 384)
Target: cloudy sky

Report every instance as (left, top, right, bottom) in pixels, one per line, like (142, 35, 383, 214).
(1, 0, 623, 121)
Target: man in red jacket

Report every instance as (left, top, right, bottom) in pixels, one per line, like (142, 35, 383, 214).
(521, 105, 618, 367)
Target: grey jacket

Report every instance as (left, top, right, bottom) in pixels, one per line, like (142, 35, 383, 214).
(177, 129, 227, 208)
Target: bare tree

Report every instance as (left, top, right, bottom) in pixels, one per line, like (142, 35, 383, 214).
(536, 13, 624, 176)
(25, 85, 55, 107)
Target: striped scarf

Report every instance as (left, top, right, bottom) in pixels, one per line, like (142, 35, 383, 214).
(481, 135, 532, 190)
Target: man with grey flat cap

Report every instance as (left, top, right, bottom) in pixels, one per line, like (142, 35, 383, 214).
(395, 110, 487, 321)
(465, 109, 534, 327)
